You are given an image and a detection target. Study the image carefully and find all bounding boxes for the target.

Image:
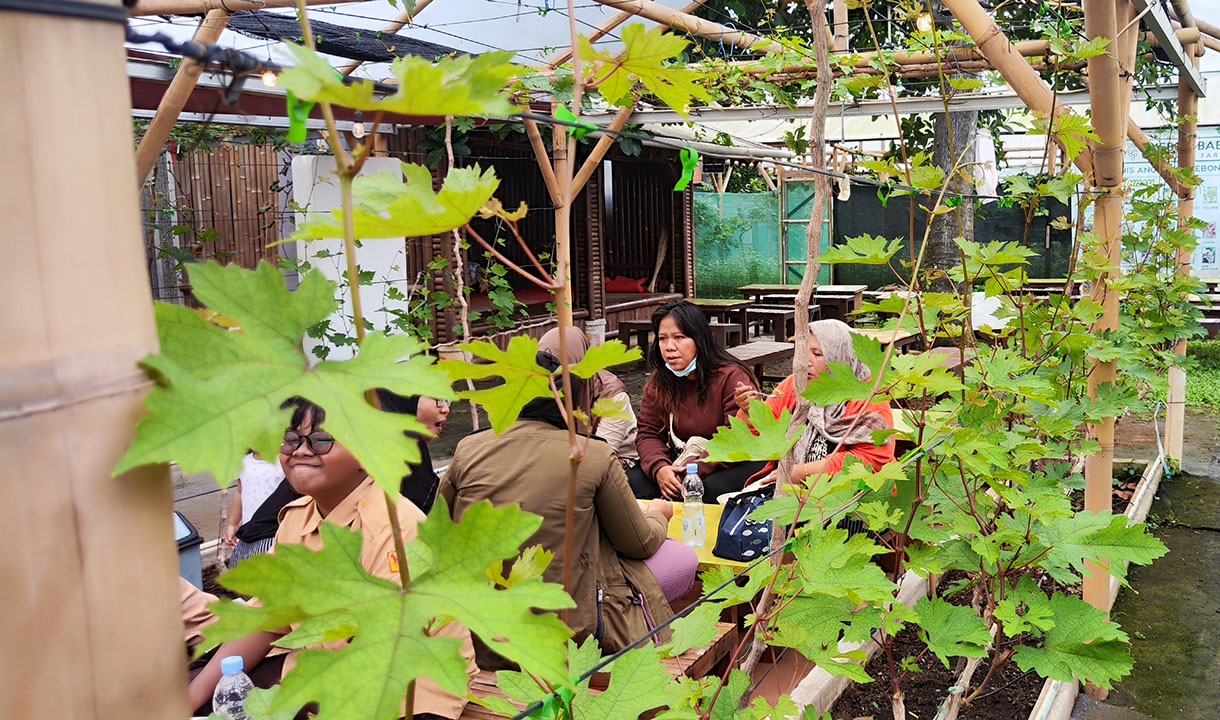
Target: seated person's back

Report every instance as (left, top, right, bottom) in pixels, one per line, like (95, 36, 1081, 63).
(439, 354, 695, 658)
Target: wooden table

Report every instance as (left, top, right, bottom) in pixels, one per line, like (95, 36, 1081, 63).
(689, 297, 752, 340)
(747, 306, 796, 342)
(665, 502, 748, 572)
(617, 319, 654, 351)
(739, 284, 866, 321)
(851, 327, 921, 353)
(727, 341, 794, 383)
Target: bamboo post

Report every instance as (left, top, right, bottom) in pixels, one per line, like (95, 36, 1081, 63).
(586, 0, 783, 53)
(1166, 46, 1200, 463)
(832, 0, 848, 52)
(547, 0, 708, 66)
(1081, 0, 1128, 644)
(133, 8, 232, 184)
(335, 0, 436, 77)
(1, 4, 187, 719)
(940, 0, 1094, 179)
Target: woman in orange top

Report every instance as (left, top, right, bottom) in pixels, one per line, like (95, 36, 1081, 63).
(734, 319, 895, 484)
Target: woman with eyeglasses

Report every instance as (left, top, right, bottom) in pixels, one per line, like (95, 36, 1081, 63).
(376, 390, 451, 514)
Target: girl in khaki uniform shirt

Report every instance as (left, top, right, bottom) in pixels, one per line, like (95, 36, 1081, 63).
(188, 398, 476, 719)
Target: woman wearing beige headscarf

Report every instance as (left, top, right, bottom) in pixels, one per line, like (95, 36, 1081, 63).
(537, 327, 640, 468)
(733, 319, 895, 484)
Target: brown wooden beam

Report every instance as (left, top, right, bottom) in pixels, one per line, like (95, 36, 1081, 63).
(133, 9, 231, 185)
(130, 0, 363, 14)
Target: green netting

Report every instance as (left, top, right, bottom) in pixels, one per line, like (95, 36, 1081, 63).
(781, 179, 831, 285)
(693, 191, 781, 298)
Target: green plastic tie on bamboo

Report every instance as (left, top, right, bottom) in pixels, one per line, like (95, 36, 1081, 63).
(527, 684, 575, 720)
(553, 105, 595, 140)
(285, 89, 315, 143)
(674, 148, 698, 191)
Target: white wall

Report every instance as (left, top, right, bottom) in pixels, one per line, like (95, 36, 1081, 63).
(291, 155, 414, 362)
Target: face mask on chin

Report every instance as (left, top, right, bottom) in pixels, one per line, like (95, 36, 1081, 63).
(666, 355, 697, 378)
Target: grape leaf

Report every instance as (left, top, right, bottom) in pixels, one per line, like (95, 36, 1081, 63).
(708, 669, 752, 720)
(792, 522, 896, 604)
(487, 544, 553, 589)
(1012, 593, 1131, 688)
(278, 43, 521, 118)
(115, 262, 451, 493)
(702, 399, 799, 463)
(440, 336, 553, 433)
(995, 577, 1056, 637)
(1034, 512, 1167, 585)
(819, 233, 903, 264)
(770, 594, 875, 683)
(799, 361, 875, 405)
(579, 24, 711, 115)
(292, 164, 500, 240)
(591, 396, 632, 421)
(660, 601, 722, 657)
(912, 596, 991, 667)
(571, 645, 681, 720)
(569, 340, 642, 378)
(206, 502, 575, 720)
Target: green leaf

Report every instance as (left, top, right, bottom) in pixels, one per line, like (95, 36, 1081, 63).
(770, 594, 874, 682)
(799, 361, 875, 405)
(708, 669, 752, 720)
(569, 340, 642, 378)
(1012, 593, 1131, 688)
(571, 645, 681, 720)
(116, 262, 451, 494)
(591, 396, 632, 421)
(661, 601, 723, 657)
(819, 233, 903, 264)
(995, 577, 1056, 637)
(487, 544, 553, 589)
(792, 521, 896, 604)
(912, 596, 991, 667)
(244, 687, 300, 720)
(948, 77, 985, 91)
(580, 23, 711, 115)
(440, 336, 553, 433)
(1034, 512, 1167, 585)
(702, 399, 800, 463)
(279, 44, 520, 118)
(293, 164, 500, 240)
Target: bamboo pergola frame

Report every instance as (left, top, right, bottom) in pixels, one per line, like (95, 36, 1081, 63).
(15, 0, 1207, 713)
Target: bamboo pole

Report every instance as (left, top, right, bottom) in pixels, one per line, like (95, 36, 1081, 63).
(133, 9, 231, 184)
(336, 0, 436, 77)
(1, 4, 186, 719)
(571, 105, 634, 194)
(130, 0, 363, 13)
(939, 0, 1095, 179)
(1128, 120, 1187, 197)
(1081, 0, 1127, 644)
(1166, 46, 1199, 463)
(547, 0, 707, 67)
(586, 0, 783, 53)
(832, 0, 848, 52)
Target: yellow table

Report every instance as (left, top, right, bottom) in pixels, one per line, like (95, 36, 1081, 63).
(664, 502, 749, 572)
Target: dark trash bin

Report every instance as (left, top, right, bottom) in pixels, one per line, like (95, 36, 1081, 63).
(174, 511, 203, 589)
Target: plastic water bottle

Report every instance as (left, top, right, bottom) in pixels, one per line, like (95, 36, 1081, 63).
(682, 462, 705, 546)
(212, 655, 253, 720)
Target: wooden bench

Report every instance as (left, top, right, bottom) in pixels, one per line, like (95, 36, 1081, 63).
(747, 307, 796, 343)
(461, 622, 739, 719)
(728, 341, 794, 384)
(708, 322, 743, 348)
(617, 319, 655, 350)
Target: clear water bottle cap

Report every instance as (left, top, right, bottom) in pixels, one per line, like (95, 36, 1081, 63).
(686, 463, 699, 474)
(220, 655, 245, 675)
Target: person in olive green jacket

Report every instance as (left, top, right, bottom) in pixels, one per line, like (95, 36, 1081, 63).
(438, 353, 697, 659)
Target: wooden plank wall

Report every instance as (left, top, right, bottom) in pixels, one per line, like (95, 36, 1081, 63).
(604, 156, 687, 293)
(143, 142, 285, 305)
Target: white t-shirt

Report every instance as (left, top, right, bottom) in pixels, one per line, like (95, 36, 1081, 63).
(237, 453, 286, 526)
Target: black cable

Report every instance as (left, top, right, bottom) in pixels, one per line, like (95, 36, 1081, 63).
(0, 0, 128, 24)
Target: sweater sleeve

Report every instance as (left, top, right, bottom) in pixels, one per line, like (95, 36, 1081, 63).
(634, 378, 672, 480)
(819, 401, 897, 475)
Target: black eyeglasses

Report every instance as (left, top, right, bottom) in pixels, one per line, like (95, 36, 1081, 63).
(280, 431, 336, 456)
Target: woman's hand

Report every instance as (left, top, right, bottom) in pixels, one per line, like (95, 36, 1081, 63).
(646, 498, 674, 520)
(656, 465, 684, 500)
(223, 523, 238, 548)
(733, 382, 753, 413)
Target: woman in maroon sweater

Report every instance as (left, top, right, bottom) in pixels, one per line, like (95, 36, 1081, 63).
(627, 300, 765, 501)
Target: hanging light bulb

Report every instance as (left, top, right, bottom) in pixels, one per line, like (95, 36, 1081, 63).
(915, 13, 934, 32)
(260, 69, 277, 88)
(352, 111, 366, 139)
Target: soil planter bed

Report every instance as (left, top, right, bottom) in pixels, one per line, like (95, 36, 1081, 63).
(787, 457, 1165, 720)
